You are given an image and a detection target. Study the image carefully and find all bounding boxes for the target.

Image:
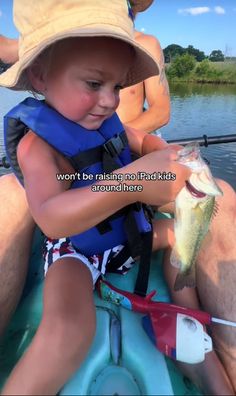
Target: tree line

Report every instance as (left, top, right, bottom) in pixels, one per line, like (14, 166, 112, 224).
(163, 44, 227, 63)
(162, 44, 236, 83)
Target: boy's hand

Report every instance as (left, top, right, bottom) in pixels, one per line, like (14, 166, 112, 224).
(142, 134, 185, 156)
(123, 146, 191, 206)
(141, 133, 169, 155)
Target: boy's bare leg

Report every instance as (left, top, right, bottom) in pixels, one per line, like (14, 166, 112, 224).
(0, 173, 35, 337)
(2, 258, 96, 395)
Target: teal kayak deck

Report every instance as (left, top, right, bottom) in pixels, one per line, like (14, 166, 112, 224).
(0, 223, 202, 395)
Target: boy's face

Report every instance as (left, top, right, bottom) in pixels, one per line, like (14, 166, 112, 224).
(42, 37, 133, 129)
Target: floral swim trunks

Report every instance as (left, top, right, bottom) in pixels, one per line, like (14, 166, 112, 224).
(43, 237, 136, 285)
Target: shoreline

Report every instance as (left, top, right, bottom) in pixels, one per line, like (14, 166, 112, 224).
(165, 60, 236, 85)
(168, 79, 236, 85)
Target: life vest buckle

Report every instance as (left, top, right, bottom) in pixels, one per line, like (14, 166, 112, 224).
(103, 133, 126, 158)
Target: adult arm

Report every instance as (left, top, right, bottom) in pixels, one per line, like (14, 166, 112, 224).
(125, 34, 170, 133)
(0, 35, 19, 64)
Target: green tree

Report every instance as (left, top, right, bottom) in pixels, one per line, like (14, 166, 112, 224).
(186, 45, 206, 62)
(195, 59, 212, 76)
(167, 53, 196, 78)
(163, 44, 185, 63)
(164, 44, 206, 63)
(209, 50, 224, 62)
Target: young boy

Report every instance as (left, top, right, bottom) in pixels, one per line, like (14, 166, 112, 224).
(0, 1, 234, 395)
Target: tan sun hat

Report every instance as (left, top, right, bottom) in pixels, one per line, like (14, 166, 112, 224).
(0, 0, 159, 91)
(131, 0, 154, 13)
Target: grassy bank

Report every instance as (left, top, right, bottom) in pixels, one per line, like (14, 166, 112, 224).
(166, 59, 236, 84)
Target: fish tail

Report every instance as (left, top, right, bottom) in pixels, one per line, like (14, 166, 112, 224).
(174, 266, 196, 291)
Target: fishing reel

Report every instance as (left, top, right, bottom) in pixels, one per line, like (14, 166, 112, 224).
(98, 279, 236, 364)
(142, 312, 212, 364)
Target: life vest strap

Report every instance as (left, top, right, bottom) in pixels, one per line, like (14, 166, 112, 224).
(106, 203, 154, 297)
(103, 132, 128, 157)
(124, 207, 143, 258)
(95, 202, 141, 235)
(68, 131, 128, 172)
(134, 228, 153, 297)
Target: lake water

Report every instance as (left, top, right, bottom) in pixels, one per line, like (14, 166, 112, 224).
(0, 83, 236, 188)
(161, 83, 236, 189)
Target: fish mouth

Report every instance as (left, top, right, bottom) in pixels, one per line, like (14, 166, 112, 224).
(185, 181, 207, 198)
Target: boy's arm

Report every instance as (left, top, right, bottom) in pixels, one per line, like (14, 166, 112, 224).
(125, 125, 169, 156)
(17, 131, 190, 239)
(17, 131, 131, 238)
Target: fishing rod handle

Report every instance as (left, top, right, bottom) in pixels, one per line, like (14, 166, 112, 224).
(150, 302, 211, 325)
(98, 279, 212, 325)
(168, 134, 236, 147)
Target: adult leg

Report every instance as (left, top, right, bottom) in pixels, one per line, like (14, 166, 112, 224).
(163, 248, 234, 395)
(196, 179, 236, 392)
(152, 215, 234, 394)
(2, 257, 96, 395)
(0, 174, 35, 337)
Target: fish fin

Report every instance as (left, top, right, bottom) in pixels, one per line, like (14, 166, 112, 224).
(212, 201, 219, 217)
(174, 266, 196, 291)
(170, 247, 182, 269)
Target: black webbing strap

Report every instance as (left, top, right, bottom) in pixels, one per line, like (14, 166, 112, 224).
(124, 208, 143, 258)
(134, 228, 153, 297)
(106, 203, 154, 297)
(124, 206, 154, 296)
(102, 148, 120, 174)
(103, 132, 128, 157)
(95, 203, 141, 235)
(68, 131, 128, 172)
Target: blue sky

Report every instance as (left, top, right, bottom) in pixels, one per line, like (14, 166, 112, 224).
(0, 0, 236, 56)
(136, 0, 236, 56)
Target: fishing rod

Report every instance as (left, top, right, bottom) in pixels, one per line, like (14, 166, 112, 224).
(168, 133, 236, 147)
(1, 133, 236, 169)
(98, 279, 236, 364)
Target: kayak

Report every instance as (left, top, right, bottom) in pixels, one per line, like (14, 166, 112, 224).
(0, 214, 202, 395)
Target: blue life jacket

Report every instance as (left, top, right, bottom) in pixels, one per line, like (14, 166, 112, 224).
(4, 97, 152, 257)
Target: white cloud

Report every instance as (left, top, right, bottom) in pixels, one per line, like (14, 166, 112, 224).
(140, 27, 146, 33)
(178, 7, 210, 16)
(178, 6, 226, 16)
(214, 6, 225, 14)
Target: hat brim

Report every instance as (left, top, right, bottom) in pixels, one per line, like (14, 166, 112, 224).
(0, 26, 159, 91)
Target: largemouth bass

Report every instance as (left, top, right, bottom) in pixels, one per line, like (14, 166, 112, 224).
(171, 143, 223, 291)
